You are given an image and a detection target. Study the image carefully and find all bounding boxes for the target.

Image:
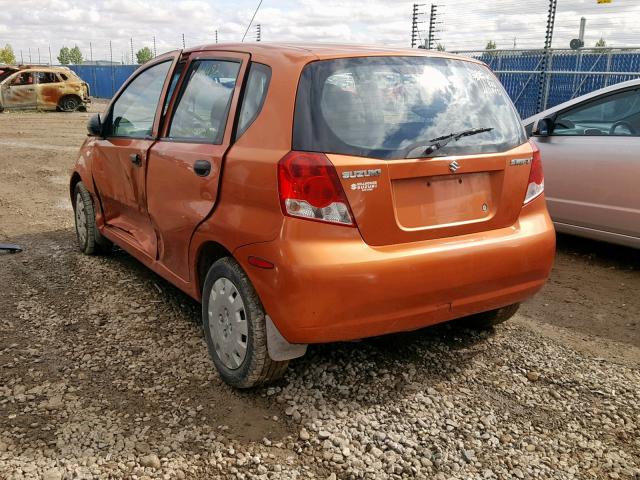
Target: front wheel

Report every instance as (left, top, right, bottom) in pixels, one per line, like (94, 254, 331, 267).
(202, 258, 289, 388)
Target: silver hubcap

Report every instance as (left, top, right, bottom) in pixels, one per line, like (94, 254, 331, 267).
(208, 277, 248, 370)
(75, 193, 87, 246)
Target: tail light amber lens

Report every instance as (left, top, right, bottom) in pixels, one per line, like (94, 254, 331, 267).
(277, 151, 355, 226)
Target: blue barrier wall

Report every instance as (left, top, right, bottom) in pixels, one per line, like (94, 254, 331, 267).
(471, 51, 640, 118)
(68, 64, 138, 99)
(67, 51, 640, 118)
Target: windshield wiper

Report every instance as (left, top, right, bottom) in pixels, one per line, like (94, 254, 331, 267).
(410, 127, 494, 158)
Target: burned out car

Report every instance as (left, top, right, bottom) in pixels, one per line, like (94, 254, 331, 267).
(0, 66, 90, 112)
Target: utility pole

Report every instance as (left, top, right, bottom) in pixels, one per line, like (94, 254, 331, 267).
(20, 49, 24, 64)
(411, 4, 425, 48)
(28, 47, 32, 63)
(426, 4, 440, 50)
(256, 24, 261, 42)
(153, 36, 157, 57)
(543, 0, 557, 51)
(48, 45, 52, 65)
(90, 42, 97, 95)
(537, 0, 558, 112)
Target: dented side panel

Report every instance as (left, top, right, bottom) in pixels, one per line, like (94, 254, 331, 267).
(37, 81, 87, 110)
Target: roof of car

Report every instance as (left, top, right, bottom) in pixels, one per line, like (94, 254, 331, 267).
(183, 42, 482, 64)
(19, 66, 75, 73)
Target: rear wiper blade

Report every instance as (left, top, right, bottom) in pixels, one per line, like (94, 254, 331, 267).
(416, 127, 494, 157)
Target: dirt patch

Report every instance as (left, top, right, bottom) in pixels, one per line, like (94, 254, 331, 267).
(521, 233, 640, 348)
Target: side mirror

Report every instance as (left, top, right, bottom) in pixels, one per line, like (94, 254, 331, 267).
(87, 113, 102, 136)
(533, 117, 554, 137)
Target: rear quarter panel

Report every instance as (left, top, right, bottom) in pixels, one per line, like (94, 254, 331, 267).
(188, 51, 310, 296)
(38, 81, 86, 110)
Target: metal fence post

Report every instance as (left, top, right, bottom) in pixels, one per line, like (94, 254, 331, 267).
(542, 51, 553, 110)
(604, 51, 613, 87)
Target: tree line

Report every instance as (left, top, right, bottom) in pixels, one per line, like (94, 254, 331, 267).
(0, 43, 154, 65)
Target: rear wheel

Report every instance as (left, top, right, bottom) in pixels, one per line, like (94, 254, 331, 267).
(202, 257, 289, 388)
(465, 303, 520, 329)
(73, 182, 112, 255)
(59, 95, 80, 112)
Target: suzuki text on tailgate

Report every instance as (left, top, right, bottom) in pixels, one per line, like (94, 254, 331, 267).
(70, 44, 555, 388)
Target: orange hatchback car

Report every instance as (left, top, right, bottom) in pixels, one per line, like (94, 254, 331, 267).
(70, 44, 555, 387)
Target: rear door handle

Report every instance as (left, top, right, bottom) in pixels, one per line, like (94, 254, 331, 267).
(193, 160, 211, 177)
(129, 153, 142, 167)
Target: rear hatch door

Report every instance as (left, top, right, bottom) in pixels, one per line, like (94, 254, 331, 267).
(293, 54, 531, 246)
(330, 143, 533, 246)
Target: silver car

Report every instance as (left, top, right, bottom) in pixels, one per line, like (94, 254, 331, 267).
(525, 79, 640, 249)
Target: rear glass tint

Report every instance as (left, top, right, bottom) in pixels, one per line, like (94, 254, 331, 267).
(293, 56, 526, 160)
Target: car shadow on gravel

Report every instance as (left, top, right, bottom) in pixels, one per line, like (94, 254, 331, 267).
(284, 322, 494, 403)
(1, 228, 293, 448)
(3, 228, 500, 413)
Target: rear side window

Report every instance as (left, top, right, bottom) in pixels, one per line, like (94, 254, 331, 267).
(167, 59, 240, 143)
(293, 56, 526, 160)
(236, 63, 271, 139)
(35, 72, 58, 84)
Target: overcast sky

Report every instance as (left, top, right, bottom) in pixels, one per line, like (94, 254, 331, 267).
(0, 0, 638, 64)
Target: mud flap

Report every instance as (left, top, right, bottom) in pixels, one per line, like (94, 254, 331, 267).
(266, 315, 307, 361)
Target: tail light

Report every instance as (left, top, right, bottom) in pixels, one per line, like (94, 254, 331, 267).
(278, 151, 355, 226)
(523, 141, 544, 204)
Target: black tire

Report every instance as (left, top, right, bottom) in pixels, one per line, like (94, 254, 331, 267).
(73, 182, 112, 255)
(465, 303, 520, 329)
(59, 95, 80, 112)
(202, 257, 289, 388)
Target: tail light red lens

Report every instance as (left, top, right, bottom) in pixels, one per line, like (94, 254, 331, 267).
(278, 151, 354, 226)
(524, 141, 544, 204)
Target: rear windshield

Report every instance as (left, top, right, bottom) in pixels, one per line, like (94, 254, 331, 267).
(293, 56, 526, 160)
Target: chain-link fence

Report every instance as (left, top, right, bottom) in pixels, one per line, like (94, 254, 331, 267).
(453, 48, 640, 118)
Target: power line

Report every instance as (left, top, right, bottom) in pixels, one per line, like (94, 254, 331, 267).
(241, 0, 264, 43)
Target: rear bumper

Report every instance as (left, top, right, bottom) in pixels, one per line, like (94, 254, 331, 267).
(235, 195, 555, 344)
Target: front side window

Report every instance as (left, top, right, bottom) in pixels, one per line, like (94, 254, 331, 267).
(554, 89, 640, 136)
(293, 56, 526, 160)
(12, 72, 34, 86)
(167, 59, 240, 143)
(109, 60, 171, 138)
(236, 63, 271, 139)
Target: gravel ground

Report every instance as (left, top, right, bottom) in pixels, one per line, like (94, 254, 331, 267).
(0, 106, 638, 479)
